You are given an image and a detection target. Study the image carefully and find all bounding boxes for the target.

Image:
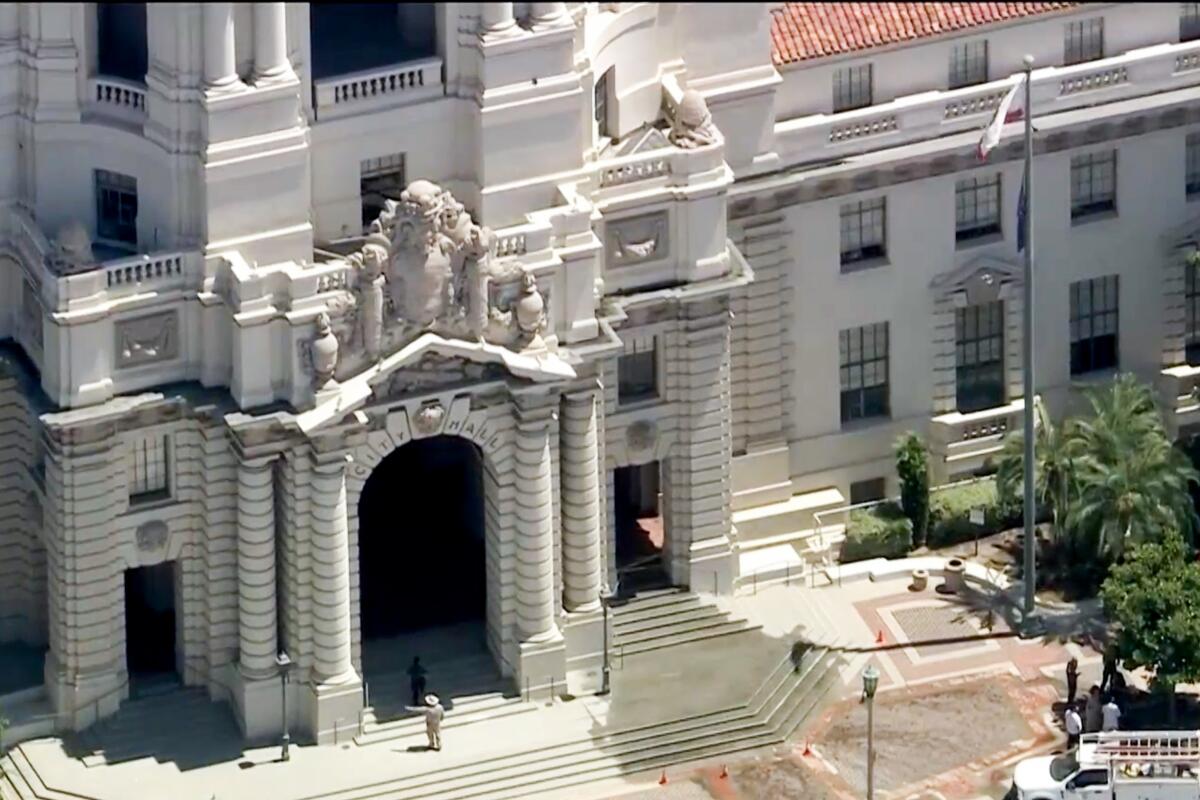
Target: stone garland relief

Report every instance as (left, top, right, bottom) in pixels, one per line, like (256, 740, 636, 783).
(301, 180, 551, 390)
(116, 310, 179, 369)
(605, 211, 669, 269)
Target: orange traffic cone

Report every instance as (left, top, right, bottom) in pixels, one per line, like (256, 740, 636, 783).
(875, 629, 885, 645)
(659, 770, 668, 785)
(719, 765, 729, 779)
(802, 739, 813, 757)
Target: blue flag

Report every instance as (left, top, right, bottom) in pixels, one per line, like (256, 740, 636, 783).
(1017, 174, 1028, 253)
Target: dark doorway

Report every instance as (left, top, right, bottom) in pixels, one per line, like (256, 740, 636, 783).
(309, 3, 437, 80)
(124, 562, 177, 682)
(358, 435, 485, 639)
(97, 3, 148, 83)
(614, 462, 670, 594)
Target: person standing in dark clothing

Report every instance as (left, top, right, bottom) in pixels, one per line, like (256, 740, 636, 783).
(1065, 657, 1080, 706)
(407, 656, 428, 707)
(1102, 649, 1118, 694)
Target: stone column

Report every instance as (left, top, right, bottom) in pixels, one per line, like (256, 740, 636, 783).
(530, 2, 568, 26)
(252, 2, 291, 84)
(236, 456, 278, 679)
(203, 2, 239, 90)
(310, 457, 354, 683)
(480, 2, 517, 36)
(0, 4, 18, 43)
(514, 404, 559, 644)
(560, 390, 601, 613)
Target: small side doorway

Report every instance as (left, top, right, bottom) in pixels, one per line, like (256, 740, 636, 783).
(614, 461, 670, 594)
(124, 562, 179, 695)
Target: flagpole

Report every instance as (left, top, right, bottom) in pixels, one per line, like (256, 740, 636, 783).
(1021, 54, 1038, 621)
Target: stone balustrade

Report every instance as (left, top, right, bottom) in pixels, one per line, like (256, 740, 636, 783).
(312, 57, 443, 121)
(594, 136, 725, 191)
(927, 398, 1032, 480)
(88, 77, 147, 119)
(776, 40, 1200, 165)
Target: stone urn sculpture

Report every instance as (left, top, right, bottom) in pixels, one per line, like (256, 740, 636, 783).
(515, 270, 546, 349)
(311, 312, 339, 388)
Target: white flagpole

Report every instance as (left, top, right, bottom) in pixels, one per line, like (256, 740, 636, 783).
(1021, 54, 1038, 621)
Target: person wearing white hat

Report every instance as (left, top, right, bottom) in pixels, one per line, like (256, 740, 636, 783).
(405, 693, 445, 751)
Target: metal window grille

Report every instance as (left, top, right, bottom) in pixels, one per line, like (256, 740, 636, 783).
(955, 302, 1006, 413)
(1064, 17, 1104, 65)
(618, 337, 657, 404)
(1188, 134, 1200, 198)
(360, 153, 406, 228)
(95, 169, 138, 245)
(949, 40, 988, 89)
(1070, 151, 1117, 220)
(595, 67, 613, 140)
(1187, 258, 1200, 365)
(1070, 275, 1120, 375)
(955, 175, 1002, 241)
(833, 64, 872, 112)
(1183, 3, 1200, 42)
(839, 322, 890, 424)
(129, 433, 169, 501)
(839, 197, 887, 269)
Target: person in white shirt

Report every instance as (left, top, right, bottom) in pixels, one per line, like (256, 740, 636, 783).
(1065, 704, 1083, 750)
(1102, 696, 1121, 732)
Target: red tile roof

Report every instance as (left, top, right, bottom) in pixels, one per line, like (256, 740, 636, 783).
(770, 3, 1079, 66)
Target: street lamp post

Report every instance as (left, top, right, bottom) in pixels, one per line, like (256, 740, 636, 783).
(276, 650, 293, 762)
(862, 664, 880, 800)
(599, 581, 619, 696)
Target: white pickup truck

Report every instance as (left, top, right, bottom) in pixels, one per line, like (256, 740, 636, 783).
(1013, 733, 1200, 800)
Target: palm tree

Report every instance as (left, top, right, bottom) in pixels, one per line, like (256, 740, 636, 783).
(995, 395, 1079, 547)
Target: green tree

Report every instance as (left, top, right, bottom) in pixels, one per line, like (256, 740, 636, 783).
(995, 396, 1077, 545)
(1101, 532, 1200, 723)
(895, 432, 930, 548)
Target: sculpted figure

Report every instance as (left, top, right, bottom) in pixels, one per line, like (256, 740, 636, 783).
(358, 239, 387, 359)
(50, 221, 96, 274)
(669, 90, 719, 149)
(460, 224, 495, 342)
(389, 180, 453, 328)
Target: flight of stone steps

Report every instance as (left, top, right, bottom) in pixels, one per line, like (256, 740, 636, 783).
(610, 588, 762, 656)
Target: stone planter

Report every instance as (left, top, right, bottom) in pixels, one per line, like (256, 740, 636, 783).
(909, 568, 929, 591)
(942, 558, 965, 594)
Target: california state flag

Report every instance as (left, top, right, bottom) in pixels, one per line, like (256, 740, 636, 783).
(976, 78, 1025, 161)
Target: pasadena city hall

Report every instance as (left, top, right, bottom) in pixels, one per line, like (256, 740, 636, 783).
(3, 0, 1200, 749)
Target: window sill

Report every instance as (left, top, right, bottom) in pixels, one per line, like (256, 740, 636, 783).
(954, 231, 1004, 251)
(1069, 367, 1120, 386)
(126, 493, 175, 514)
(839, 256, 890, 275)
(617, 395, 664, 413)
(839, 414, 892, 433)
(1070, 209, 1118, 228)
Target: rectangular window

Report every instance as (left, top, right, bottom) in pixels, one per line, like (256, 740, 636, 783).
(1070, 151, 1117, 221)
(1064, 17, 1104, 65)
(849, 477, 886, 506)
(840, 322, 890, 424)
(618, 339, 657, 404)
(833, 64, 872, 113)
(1070, 275, 1119, 376)
(1187, 257, 1200, 365)
(839, 197, 887, 269)
(595, 66, 613, 140)
(94, 169, 138, 246)
(949, 40, 988, 89)
(955, 302, 1006, 413)
(360, 153, 406, 228)
(1182, 3, 1200, 42)
(129, 433, 170, 503)
(955, 175, 1002, 242)
(1188, 134, 1200, 199)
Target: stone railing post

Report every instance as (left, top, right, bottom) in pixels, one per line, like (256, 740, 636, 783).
(560, 388, 601, 613)
(236, 455, 279, 679)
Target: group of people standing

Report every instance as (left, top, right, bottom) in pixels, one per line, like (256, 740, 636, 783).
(1063, 653, 1125, 749)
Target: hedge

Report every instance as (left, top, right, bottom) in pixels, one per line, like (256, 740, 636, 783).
(927, 477, 1020, 549)
(840, 501, 914, 563)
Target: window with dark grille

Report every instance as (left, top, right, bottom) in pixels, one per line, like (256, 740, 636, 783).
(97, 3, 148, 83)
(595, 67, 613, 140)
(360, 153, 406, 228)
(849, 477, 886, 506)
(1064, 17, 1104, 65)
(833, 64, 872, 112)
(1182, 3, 1200, 42)
(130, 433, 170, 504)
(1070, 275, 1119, 376)
(839, 198, 886, 269)
(955, 175, 1002, 242)
(1186, 257, 1200, 365)
(956, 302, 1005, 413)
(949, 40, 988, 89)
(1188, 134, 1200, 199)
(840, 322, 889, 424)
(95, 169, 138, 246)
(1070, 151, 1117, 221)
(618, 340, 657, 404)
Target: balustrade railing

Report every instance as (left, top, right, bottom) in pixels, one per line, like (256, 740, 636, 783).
(89, 77, 147, 117)
(313, 57, 443, 120)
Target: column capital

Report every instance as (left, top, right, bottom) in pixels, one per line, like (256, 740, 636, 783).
(311, 451, 352, 474)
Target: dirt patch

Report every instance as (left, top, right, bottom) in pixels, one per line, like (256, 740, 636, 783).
(730, 757, 842, 800)
(816, 679, 1034, 797)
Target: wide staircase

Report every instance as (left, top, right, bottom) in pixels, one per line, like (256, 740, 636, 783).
(610, 587, 762, 656)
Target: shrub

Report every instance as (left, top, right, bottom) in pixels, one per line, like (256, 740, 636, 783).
(840, 501, 914, 563)
(895, 433, 931, 547)
(927, 477, 1016, 548)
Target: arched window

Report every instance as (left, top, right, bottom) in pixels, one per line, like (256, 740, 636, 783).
(97, 3, 148, 83)
(309, 3, 437, 80)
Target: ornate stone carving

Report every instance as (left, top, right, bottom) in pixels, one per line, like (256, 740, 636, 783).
(135, 520, 169, 552)
(116, 310, 179, 368)
(413, 403, 446, 435)
(606, 212, 668, 268)
(381, 354, 502, 398)
(310, 312, 339, 388)
(48, 221, 96, 275)
(669, 90, 718, 150)
(626, 419, 658, 453)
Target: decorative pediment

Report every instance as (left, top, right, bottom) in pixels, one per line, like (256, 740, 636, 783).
(929, 255, 1021, 306)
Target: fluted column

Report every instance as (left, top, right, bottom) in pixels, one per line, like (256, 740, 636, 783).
(480, 2, 517, 36)
(514, 405, 559, 643)
(311, 457, 354, 682)
(237, 456, 279, 679)
(560, 390, 601, 613)
(530, 2, 568, 28)
(252, 2, 291, 84)
(203, 2, 239, 90)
